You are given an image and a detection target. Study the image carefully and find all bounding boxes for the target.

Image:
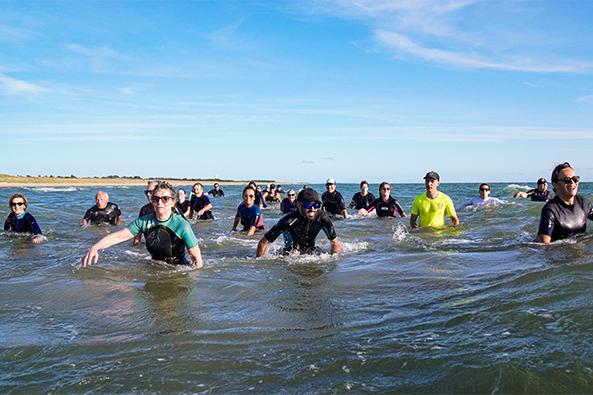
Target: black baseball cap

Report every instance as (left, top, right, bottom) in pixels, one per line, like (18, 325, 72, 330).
(537, 178, 547, 184)
(297, 188, 320, 204)
(423, 171, 440, 181)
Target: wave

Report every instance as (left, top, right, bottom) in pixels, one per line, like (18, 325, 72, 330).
(503, 184, 531, 193)
(27, 187, 78, 192)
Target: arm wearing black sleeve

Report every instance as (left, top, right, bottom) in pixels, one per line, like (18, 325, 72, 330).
(537, 206, 555, 238)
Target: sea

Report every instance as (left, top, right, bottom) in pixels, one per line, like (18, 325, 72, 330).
(1, 182, 593, 393)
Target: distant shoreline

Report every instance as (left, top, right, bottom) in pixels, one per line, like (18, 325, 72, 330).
(0, 175, 279, 188)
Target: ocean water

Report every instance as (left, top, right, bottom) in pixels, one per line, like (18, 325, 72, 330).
(1, 183, 593, 393)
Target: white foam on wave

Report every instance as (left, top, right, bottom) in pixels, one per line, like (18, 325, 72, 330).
(392, 223, 409, 241)
(340, 240, 369, 253)
(213, 234, 259, 247)
(28, 187, 78, 192)
(503, 184, 530, 192)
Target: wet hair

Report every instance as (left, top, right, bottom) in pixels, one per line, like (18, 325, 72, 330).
(360, 180, 369, 188)
(248, 181, 257, 188)
(243, 186, 256, 196)
(8, 193, 28, 208)
(551, 162, 573, 183)
(153, 181, 177, 202)
(479, 183, 490, 190)
(379, 182, 391, 192)
(214, 183, 220, 187)
(177, 188, 186, 195)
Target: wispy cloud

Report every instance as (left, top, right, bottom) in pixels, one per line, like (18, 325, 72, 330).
(0, 74, 44, 96)
(0, 23, 36, 42)
(314, 0, 593, 73)
(576, 95, 593, 104)
(64, 43, 134, 71)
(301, 160, 315, 164)
(201, 20, 254, 51)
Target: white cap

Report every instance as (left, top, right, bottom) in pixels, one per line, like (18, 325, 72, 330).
(326, 178, 336, 184)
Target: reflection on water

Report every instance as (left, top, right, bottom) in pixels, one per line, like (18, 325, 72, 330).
(1, 183, 593, 392)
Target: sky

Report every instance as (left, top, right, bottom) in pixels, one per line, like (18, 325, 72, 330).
(1, 0, 593, 183)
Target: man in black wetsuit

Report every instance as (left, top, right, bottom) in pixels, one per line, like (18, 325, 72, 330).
(322, 178, 349, 219)
(81, 191, 122, 226)
(514, 178, 551, 201)
(536, 162, 593, 244)
(208, 183, 225, 197)
(256, 188, 341, 256)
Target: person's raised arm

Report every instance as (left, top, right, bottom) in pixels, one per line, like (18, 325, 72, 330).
(82, 228, 134, 267)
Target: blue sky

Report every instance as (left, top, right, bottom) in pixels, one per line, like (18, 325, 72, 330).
(1, 0, 593, 183)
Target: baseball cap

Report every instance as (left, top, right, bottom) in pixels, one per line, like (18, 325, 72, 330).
(325, 178, 336, 185)
(297, 188, 320, 203)
(423, 171, 440, 181)
(537, 178, 547, 184)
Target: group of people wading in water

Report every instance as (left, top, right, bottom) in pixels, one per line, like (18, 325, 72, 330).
(3, 162, 593, 269)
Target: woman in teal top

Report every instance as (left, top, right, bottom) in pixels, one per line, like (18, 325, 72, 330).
(82, 182, 203, 268)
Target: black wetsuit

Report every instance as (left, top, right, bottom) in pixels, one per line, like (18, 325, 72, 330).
(4, 212, 43, 235)
(368, 197, 406, 218)
(280, 198, 298, 214)
(349, 192, 376, 210)
(264, 211, 337, 254)
(537, 195, 593, 241)
(176, 200, 190, 215)
(527, 189, 550, 202)
(208, 188, 225, 197)
(190, 195, 214, 220)
(83, 203, 121, 225)
(255, 191, 267, 208)
(322, 191, 346, 215)
(138, 203, 154, 218)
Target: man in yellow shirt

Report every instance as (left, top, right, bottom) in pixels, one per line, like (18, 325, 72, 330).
(410, 171, 460, 228)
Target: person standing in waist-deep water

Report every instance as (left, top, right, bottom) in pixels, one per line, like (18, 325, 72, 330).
(176, 188, 191, 218)
(82, 182, 203, 268)
(410, 171, 459, 229)
(256, 188, 341, 256)
(280, 189, 298, 214)
(359, 182, 406, 218)
(208, 183, 225, 197)
(536, 162, 593, 244)
(3, 193, 45, 244)
(81, 191, 122, 226)
(232, 186, 264, 237)
(322, 178, 349, 219)
(513, 178, 551, 201)
(349, 180, 375, 214)
(189, 183, 214, 220)
(457, 183, 505, 209)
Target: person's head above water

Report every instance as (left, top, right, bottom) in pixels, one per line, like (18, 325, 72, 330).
(536, 177, 548, 192)
(360, 180, 369, 194)
(551, 162, 579, 201)
(177, 188, 186, 201)
(8, 193, 28, 216)
(144, 180, 159, 202)
(192, 183, 204, 196)
(423, 171, 440, 194)
(242, 186, 257, 207)
(325, 178, 337, 193)
(150, 182, 177, 219)
(479, 183, 491, 199)
(297, 188, 322, 220)
(286, 189, 296, 201)
(379, 182, 391, 199)
(95, 191, 109, 209)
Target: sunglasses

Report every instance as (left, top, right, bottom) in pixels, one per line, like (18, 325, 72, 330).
(302, 202, 321, 209)
(151, 195, 173, 204)
(243, 194, 255, 199)
(480, 188, 490, 192)
(557, 176, 580, 184)
(288, 193, 296, 197)
(10, 202, 25, 207)
(381, 187, 391, 191)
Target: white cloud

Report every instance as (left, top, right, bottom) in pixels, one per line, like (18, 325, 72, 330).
(201, 20, 254, 51)
(0, 74, 44, 96)
(576, 95, 593, 104)
(314, 0, 593, 73)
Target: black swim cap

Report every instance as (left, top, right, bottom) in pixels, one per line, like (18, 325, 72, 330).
(297, 188, 320, 204)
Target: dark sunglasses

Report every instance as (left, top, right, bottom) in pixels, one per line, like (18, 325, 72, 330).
(288, 193, 296, 197)
(151, 195, 173, 204)
(10, 202, 25, 207)
(557, 176, 580, 184)
(480, 188, 490, 191)
(302, 202, 321, 209)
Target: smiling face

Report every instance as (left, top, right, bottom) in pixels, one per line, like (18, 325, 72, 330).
(243, 189, 256, 208)
(553, 167, 579, 201)
(193, 184, 203, 196)
(95, 192, 109, 209)
(10, 197, 26, 216)
(537, 182, 548, 192)
(479, 184, 490, 199)
(326, 183, 336, 193)
(298, 201, 319, 220)
(151, 189, 175, 217)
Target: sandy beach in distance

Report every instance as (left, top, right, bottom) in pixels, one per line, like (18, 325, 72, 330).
(0, 174, 279, 188)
